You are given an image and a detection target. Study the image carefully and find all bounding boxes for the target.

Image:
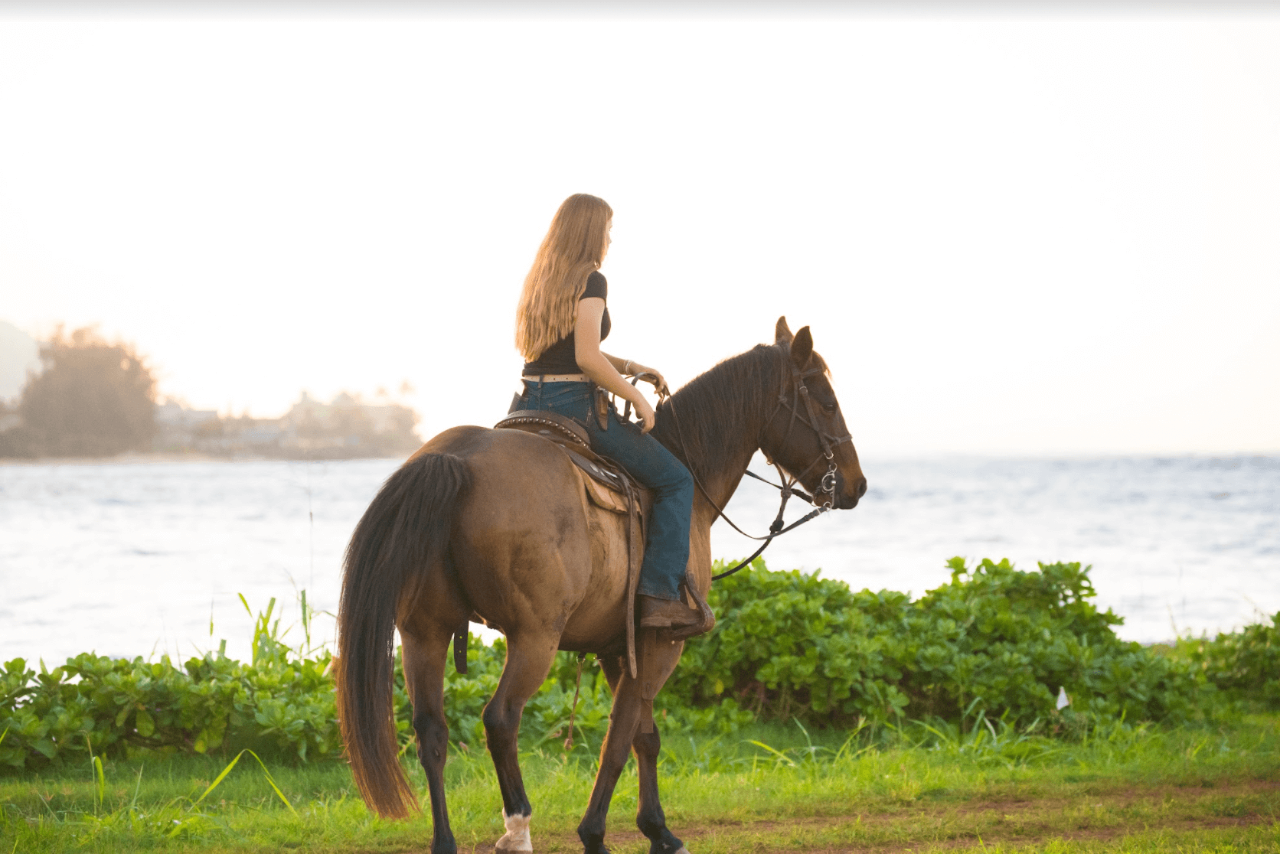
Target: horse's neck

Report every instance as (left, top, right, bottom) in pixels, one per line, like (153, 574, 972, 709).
(658, 374, 770, 514)
(698, 439, 757, 515)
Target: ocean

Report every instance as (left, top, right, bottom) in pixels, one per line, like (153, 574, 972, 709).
(1, 454, 1276, 665)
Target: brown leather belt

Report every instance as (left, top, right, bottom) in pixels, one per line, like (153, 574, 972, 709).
(522, 373, 591, 383)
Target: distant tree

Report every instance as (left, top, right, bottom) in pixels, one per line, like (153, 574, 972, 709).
(12, 327, 157, 457)
(0, 396, 34, 456)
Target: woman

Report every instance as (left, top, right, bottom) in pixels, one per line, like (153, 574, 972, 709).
(513, 193, 703, 640)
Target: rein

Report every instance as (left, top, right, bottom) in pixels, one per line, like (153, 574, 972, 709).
(649, 353, 852, 582)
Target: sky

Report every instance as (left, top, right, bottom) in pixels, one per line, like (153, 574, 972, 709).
(1, 5, 1278, 457)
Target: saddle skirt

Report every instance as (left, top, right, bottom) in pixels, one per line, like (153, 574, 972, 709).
(494, 410, 652, 521)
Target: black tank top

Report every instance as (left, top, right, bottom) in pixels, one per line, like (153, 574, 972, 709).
(522, 271, 611, 375)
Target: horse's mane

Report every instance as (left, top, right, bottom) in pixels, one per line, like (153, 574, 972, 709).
(653, 343, 787, 477)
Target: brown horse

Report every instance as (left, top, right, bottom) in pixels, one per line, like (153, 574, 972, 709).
(336, 318, 867, 854)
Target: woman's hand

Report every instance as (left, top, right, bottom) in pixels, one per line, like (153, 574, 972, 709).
(623, 361, 670, 398)
(641, 369, 670, 398)
(632, 393, 657, 434)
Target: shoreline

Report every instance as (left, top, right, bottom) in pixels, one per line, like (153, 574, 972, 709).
(0, 451, 408, 467)
(3, 450, 1277, 468)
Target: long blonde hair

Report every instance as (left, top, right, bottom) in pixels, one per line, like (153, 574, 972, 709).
(515, 194, 613, 362)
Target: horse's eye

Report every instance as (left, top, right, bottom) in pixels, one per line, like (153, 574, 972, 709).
(821, 401, 837, 414)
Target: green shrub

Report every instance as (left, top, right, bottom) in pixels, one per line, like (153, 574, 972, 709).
(0, 615, 623, 772)
(1167, 612, 1280, 710)
(2, 560, 1262, 772)
(673, 557, 1204, 729)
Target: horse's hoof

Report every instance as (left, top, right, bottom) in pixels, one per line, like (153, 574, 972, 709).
(648, 832, 689, 854)
(496, 841, 534, 854)
(496, 811, 533, 853)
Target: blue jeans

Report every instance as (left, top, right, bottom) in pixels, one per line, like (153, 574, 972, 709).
(516, 379, 694, 601)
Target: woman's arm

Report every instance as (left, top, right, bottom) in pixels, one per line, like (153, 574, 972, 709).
(605, 353, 669, 396)
(575, 298, 657, 433)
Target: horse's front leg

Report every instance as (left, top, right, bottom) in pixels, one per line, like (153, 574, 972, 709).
(633, 721, 688, 854)
(598, 655, 688, 854)
(576, 668, 643, 854)
(579, 635, 685, 854)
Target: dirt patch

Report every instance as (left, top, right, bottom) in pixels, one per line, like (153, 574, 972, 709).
(437, 779, 1280, 853)
(587, 778, 1280, 854)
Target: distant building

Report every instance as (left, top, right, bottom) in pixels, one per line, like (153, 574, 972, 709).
(153, 400, 221, 452)
(151, 392, 420, 459)
(278, 391, 420, 457)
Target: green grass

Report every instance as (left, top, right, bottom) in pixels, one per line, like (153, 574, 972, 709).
(3, 715, 1279, 853)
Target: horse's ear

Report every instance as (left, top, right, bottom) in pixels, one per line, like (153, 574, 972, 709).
(790, 326, 813, 368)
(775, 316, 793, 345)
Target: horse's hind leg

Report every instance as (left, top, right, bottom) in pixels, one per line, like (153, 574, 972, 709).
(484, 631, 559, 853)
(401, 623, 459, 854)
(599, 657, 688, 854)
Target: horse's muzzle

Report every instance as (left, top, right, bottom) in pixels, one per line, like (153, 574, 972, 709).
(832, 473, 867, 510)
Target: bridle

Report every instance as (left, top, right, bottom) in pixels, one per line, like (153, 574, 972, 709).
(658, 349, 853, 581)
(761, 359, 853, 509)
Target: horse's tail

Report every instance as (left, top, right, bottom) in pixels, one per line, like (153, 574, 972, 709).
(335, 451, 470, 819)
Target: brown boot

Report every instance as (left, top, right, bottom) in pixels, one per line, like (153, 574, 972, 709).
(639, 594, 708, 641)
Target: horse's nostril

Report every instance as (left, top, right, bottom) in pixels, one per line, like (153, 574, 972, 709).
(858, 478, 868, 498)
